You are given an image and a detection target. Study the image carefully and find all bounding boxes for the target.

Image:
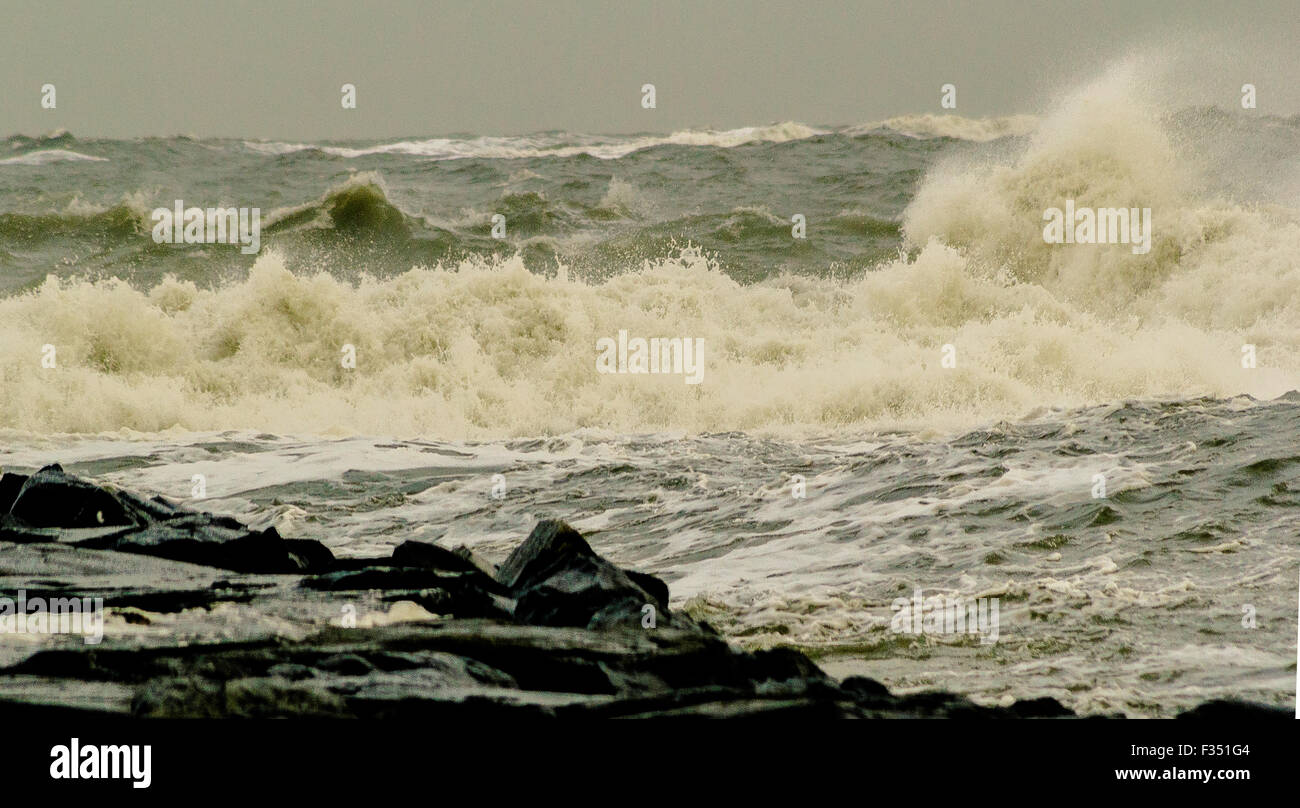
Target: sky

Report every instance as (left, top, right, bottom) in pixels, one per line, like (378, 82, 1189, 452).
(2, 0, 1299, 139)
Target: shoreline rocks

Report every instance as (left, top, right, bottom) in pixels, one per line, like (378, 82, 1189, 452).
(0, 465, 1289, 718)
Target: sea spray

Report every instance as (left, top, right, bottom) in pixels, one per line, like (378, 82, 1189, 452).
(0, 234, 1296, 437)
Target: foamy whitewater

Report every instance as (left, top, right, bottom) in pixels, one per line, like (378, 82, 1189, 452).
(1, 65, 1296, 715)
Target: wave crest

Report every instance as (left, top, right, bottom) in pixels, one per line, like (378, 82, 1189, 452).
(850, 114, 1039, 141)
(0, 149, 107, 166)
(243, 122, 825, 162)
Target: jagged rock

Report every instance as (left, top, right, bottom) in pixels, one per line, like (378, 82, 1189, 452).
(391, 540, 501, 584)
(87, 522, 327, 574)
(503, 519, 686, 631)
(496, 519, 594, 589)
(5, 465, 133, 529)
(0, 465, 334, 574)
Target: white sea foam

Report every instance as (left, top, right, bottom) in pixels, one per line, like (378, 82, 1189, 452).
(0, 149, 108, 166)
(241, 115, 1037, 163)
(242, 121, 825, 161)
(851, 114, 1040, 141)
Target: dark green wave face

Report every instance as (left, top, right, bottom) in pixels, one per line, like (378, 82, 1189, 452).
(0, 124, 960, 292)
(6, 107, 1296, 296)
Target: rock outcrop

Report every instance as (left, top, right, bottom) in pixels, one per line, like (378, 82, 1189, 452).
(0, 465, 1289, 718)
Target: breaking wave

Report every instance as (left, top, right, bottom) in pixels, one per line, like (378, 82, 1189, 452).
(238, 115, 1042, 163)
(243, 122, 826, 161)
(852, 114, 1040, 141)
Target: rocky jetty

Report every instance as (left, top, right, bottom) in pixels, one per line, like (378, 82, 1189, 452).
(0, 465, 1287, 718)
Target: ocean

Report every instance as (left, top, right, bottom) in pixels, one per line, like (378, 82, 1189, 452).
(1, 68, 1297, 716)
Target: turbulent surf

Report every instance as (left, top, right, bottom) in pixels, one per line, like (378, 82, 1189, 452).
(1, 64, 1296, 715)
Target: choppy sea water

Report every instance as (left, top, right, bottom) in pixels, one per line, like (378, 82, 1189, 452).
(2, 393, 1297, 715)
(2, 66, 1298, 715)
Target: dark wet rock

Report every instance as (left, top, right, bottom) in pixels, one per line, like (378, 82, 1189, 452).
(301, 566, 514, 620)
(1175, 699, 1292, 719)
(496, 519, 593, 589)
(86, 522, 329, 575)
(391, 540, 500, 583)
(284, 539, 336, 572)
(625, 569, 670, 611)
(0, 472, 29, 514)
(1, 465, 334, 574)
(0, 468, 1289, 719)
(504, 519, 688, 631)
(7, 464, 134, 529)
(1001, 696, 1077, 718)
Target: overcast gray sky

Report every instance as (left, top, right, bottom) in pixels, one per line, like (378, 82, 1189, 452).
(3, 0, 1299, 139)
